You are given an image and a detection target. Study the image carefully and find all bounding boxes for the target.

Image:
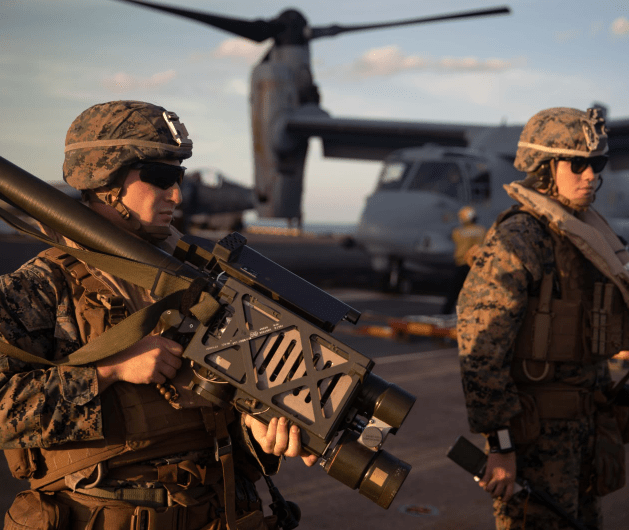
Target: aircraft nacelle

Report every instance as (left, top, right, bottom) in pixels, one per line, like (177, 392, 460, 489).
(250, 44, 321, 223)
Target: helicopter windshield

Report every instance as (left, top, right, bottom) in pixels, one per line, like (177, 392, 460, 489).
(407, 161, 464, 199)
(468, 161, 491, 202)
(376, 162, 410, 190)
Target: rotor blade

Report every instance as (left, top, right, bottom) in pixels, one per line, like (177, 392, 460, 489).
(309, 6, 511, 39)
(115, 0, 283, 42)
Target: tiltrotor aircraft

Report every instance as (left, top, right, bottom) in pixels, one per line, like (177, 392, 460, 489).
(355, 116, 629, 290)
(113, 1, 629, 289)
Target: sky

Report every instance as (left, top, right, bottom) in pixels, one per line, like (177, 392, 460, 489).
(2, 0, 629, 224)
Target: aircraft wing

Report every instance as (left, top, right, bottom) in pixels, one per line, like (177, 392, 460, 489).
(287, 111, 629, 169)
(285, 112, 488, 161)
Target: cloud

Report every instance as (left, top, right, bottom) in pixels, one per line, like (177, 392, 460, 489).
(224, 78, 248, 96)
(554, 29, 581, 43)
(101, 70, 177, 93)
(212, 38, 270, 64)
(611, 17, 629, 36)
(347, 45, 516, 79)
(397, 67, 605, 123)
(351, 45, 429, 77)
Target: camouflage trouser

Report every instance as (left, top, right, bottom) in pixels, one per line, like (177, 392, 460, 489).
(493, 416, 601, 530)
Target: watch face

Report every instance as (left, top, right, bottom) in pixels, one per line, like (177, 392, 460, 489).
(497, 429, 513, 450)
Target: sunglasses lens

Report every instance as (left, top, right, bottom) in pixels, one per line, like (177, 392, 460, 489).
(565, 156, 608, 174)
(570, 157, 589, 174)
(591, 156, 608, 173)
(137, 163, 185, 189)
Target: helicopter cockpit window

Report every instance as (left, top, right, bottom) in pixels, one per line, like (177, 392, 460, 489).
(470, 170, 491, 201)
(376, 162, 409, 191)
(407, 162, 464, 199)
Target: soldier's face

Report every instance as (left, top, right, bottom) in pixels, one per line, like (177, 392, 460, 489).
(554, 159, 598, 204)
(120, 159, 182, 227)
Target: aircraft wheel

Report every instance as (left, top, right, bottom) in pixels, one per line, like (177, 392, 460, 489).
(382, 258, 412, 293)
(398, 276, 414, 295)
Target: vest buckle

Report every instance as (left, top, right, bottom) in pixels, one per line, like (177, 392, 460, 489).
(96, 292, 127, 325)
(215, 435, 232, 460)
(132, 506, 157, 530)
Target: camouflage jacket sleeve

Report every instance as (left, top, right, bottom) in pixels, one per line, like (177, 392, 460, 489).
(0, 257, 103, 449)
(457, 212, 553, 433)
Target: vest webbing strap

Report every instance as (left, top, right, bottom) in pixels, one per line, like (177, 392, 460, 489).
(215, 410, 237, 530)
(0, 204, 220, 367)
(531, 271, 554, 362)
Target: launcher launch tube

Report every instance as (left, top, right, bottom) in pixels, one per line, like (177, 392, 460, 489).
(0, 156, 184, 272)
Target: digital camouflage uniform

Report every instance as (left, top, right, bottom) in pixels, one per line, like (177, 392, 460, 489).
(0, 101, 279, 530)
(458, 210, 607, 529)
(457, 108, 626, 530)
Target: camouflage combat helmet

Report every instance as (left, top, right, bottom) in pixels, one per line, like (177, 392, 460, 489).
(458, 205, 477, 225)
(63, 100, 193, 190)
(514, 107, 608, 173)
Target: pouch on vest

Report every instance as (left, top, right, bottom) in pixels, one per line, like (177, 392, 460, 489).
(509, 391, 541, 446)
(591, 281, 629, 358)
(4, 447, 39, 480)
(513, 271, 586, 373)
(78, 292, 127, 344)
(593, 403, 626, 496)
(4, 490, 70, 530)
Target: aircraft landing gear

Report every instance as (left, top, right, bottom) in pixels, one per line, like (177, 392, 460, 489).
(384, 258, 413, 294)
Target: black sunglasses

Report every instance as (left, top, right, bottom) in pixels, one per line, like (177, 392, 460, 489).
(557, 156, 608, 174)
(130, 162, 186, 190)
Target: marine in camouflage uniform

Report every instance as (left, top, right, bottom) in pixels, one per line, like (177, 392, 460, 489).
(0, 101, 311, 530)
(442, 206, 486, 315)
(458, 107, 628, 529)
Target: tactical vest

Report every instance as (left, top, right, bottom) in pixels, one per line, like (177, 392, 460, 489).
(497, 208, 629, 384)
(5, 248, 227, 488)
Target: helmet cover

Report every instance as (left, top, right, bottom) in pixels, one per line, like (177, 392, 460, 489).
(458, 205, 477, 224)
(514, 107, 608, 173)
(63, 100, 193, 190)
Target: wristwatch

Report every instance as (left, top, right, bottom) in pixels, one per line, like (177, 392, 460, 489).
(487, 428, 514, 453)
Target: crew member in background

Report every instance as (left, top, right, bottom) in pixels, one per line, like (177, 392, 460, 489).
(441, 205, 485, 315)
(0, 100, 315, 530)
(457, 107, 629, 529)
